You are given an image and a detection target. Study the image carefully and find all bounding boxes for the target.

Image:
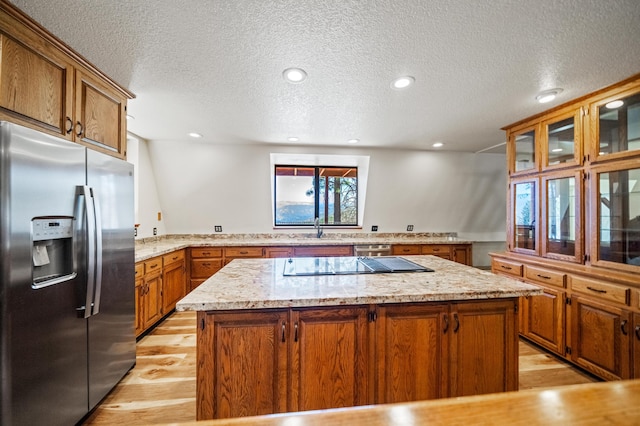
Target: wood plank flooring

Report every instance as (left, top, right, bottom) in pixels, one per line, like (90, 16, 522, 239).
(81, 311, 599, 425)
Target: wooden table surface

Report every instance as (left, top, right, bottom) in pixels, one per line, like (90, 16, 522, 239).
(174, 379, 640, 425)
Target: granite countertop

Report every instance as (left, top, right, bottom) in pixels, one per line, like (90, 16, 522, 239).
(176, 255, 541, 311)
(135, 232, 473, 262)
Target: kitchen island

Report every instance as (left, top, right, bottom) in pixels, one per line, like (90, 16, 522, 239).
(176, 255, 541, 420)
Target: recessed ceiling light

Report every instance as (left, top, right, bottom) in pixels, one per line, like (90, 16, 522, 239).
(432, 142, 443, 148)
(287, 137, 299, 142)
(283, 68, 307, 83)
(391, 76, 415, 90)
(605, 100, 624, 109)
(536, 88, 563, 104)
(188, 132, 202, 138)
(347, 139, 359, 144)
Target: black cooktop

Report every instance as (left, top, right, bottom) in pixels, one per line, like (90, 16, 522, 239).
(283, 256, 434, 276)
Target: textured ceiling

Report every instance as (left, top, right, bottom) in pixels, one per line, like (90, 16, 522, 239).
(11, 0, 640, 152)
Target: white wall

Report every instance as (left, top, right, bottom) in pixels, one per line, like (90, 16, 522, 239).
(142, 140, 507, 260)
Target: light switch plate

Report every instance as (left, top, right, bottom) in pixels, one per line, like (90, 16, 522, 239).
(214, 225, 222, 232)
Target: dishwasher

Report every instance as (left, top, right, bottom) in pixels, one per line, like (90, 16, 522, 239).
(353, 244, 392, 257)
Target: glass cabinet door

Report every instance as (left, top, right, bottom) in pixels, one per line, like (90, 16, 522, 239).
(510, 128, 537, 174)
(542, 111, 581, 170)
(511, 179, 538, 253)
(542, 172, 582, 262)
(593, 91, 640, 161)
(593, 164, 640, 271)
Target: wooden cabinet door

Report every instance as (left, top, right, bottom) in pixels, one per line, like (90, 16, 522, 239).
(143, 271, 163, 330)
(521, 286, 566, 355)
(134, 278, 144, 337)
(197, 310, 288, 420)
(449, 299, 518, 396)
(569, 296, 631, 380)
(376, 304, 448, 403)
(452, 245, 471, 265)
(289, 307, 370, 412)
(74, 69, 127, 157)
(162, 258, 186, 313)
(0, 32, 73, 137)
(391, 244, 421, 255)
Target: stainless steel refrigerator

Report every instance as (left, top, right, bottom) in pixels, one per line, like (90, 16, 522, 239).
(0, 121, 136, 425)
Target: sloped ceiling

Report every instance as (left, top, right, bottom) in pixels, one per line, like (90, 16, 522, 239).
(11, 0, 640, 152)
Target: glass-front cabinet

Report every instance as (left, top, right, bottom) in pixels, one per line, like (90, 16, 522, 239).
(591, 90, 640, 162)
(591, 162, 640, 272)
(510, 177, 538, 254)
(542, 171, 582, 262)
(541, 110, 581, 170)
(508, 125, 538, 175)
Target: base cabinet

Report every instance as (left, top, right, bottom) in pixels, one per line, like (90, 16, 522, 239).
(521, 286, 566, 355)
(391, 244, 472, 266)
(162, 250, 186, 313)
(634, 313, 640, 378)
(196, 299, 518, 420)
(570, 296, 631, 381)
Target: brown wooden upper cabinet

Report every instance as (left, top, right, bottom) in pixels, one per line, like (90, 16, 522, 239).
(0, 2, 133, 159)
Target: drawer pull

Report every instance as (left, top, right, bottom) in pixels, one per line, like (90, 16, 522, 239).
(202, 262, 211, 267)
(432, 248, 440, 252)
(536, 274, 551, 280)
(240, 251, 249, 254)
(621, 320, 628, 336)
(172, 256, 178, 260)
(501, 265, 512, 270)
(202, 252, 210, 256)
(586, 286, 607, 294)
(149, 264, 158, 269)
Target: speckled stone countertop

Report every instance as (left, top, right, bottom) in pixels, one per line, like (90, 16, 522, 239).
(135, 232, 472, 262)
(176, 255, 541, 311)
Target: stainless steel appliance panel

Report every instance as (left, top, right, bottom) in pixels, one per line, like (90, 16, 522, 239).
(86, 149, 136, 409)
(0, 122, 89, 426)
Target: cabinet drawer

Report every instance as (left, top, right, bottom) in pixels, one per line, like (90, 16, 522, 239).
(421, 245, 451, 255)
(570, 276, 630, 306)
(524, 265, 566, 288)
(191, 259, 224, 278)
(135, 262, 144, 278)
(163, 250, 185, 266)
(391, 245, 421, 255)
(144, 257, 162, 275)
(191, 247, 223, 258)
(224, 247, 264, 258)
(293, 245, 353, 257)
(492, 259, 523, 277)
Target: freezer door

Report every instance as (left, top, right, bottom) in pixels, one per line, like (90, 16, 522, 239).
(0, 122, 89, 426)
(86, 149, 136, 409)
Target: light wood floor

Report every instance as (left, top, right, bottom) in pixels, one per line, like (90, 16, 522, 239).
(82, 311, 599, 425)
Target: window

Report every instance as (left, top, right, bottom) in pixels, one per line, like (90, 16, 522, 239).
(274, 165, 358, 226)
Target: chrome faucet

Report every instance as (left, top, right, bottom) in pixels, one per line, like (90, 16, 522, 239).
(314, 217, 324, 238)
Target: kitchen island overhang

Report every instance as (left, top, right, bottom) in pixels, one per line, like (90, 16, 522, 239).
(176, 255, 542, 420)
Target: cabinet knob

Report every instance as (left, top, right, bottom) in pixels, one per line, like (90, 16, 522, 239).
(75, 121, 84, 137)
(65, 117, 73, 134)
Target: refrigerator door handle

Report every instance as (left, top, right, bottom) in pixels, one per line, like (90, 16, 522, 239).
(76, 185, 97, 318)
(91, 187, 103, 316)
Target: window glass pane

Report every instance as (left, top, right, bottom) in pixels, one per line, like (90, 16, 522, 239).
(514, 130, 535, 172)
(599, 167, 640, 266)
(598, 93, 640, 155)
(274, 166, 358, 226)
(514, 181, 536, 250)
(547, 117, 575, 166)
(274, 166, 315, 225)
(547, 177, 576, 256)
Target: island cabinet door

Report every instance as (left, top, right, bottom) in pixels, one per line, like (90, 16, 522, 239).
(520, 287, 566, 356)
(448, 299, 519, 397)
(196, 310, 289, 420)
(375, 304, 449, 403)
(288, 307, 370, 412)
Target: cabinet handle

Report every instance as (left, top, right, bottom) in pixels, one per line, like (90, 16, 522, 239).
(65, 117, 73, 134)
(281, 322, 286, 342)
(75, 121, 83, 137)
(172, 256, 178, 260)
(240, 251, 248, 255)
(453, 314, 460, 333)
(202, 252, 210, 256)
(621, 320, 628, 336)
(586, 286, 607, 294)
(536, 274, 551, 280)
(443, 314, 449, 333)
(501, 265, 512, 270)
(202, 262, 211, 267)
(432, 248, 440, 252)
(294, 322, 299, 342)
(635, 325, 640, 341)
(149, 264, 158, 269)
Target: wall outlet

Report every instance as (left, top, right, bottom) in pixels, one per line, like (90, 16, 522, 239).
(134, 227, 137, 237)
(214, 225, 222, 232)
(371, 225, 378, 232)
(153, 227, 157, 235)
(406, 225, 414, 231)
